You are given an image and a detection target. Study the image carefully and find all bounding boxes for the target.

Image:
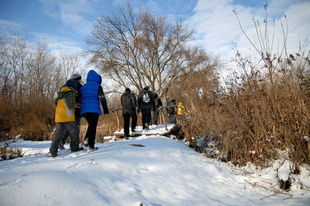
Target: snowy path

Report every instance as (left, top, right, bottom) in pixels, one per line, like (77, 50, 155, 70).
(0, 135, 309, 206)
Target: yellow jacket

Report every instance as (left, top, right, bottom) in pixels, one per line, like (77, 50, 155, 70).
(55, 86, 78, 123)
(177, 102, 186, 115)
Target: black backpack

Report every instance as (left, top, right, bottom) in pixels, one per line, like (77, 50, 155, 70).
(142, 91, 151, 103)
(126, 94, 136, 110)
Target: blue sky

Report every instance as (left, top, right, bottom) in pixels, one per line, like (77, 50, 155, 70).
(1, 0, 309, 72)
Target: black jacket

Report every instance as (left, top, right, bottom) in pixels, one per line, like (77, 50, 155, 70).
(166, 99, 177, 114)
(121, 90, 137, 114)
(138, 88, 155, 111)
(154, 94, 163, 110)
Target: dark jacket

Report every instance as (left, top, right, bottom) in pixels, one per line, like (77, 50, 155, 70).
(154, 94, 163, 110)
(138, 87, 155, 111)
(80, 70, 109, 115)
(121, 89, 137, 114)
(166, 99, 177, 114)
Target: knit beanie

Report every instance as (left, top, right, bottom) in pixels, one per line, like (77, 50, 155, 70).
(70, 73, 81, 81)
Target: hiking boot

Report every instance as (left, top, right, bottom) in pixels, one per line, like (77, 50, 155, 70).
(131, 129, 135, 133)
(124, 136, 129, 140)
(72, 147, 84, 152)
(144, 123, 149, 130)
(87, 146, 98, 152)
(49, 153, 58, 158)
(84, 138, 89, 147)
(59, 141, 65, 150)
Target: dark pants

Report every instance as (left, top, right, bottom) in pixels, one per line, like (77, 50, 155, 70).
(153, 110, 160, 125)
(141, 109, 152, 129)
(61, 117, 81, 145)
(84, 113, 99, 149)
(167, 113, 176, 124)
(50, 121, 80, 155)
(123, 110, 137, 137)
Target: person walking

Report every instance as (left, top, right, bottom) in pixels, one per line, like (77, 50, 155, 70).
(59, 73, 83, 150)
(137, 86, 155, 130)
(80, 70, 109, 152)
(49, 79, 83, 157)
(177, 102, 187, 122)
(166, 98, 177, 124)
(177, 102, 186, 116)
(153, 93, 162, 125)
(121, 88, 137, 139)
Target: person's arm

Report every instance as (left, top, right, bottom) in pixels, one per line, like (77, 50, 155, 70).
(98, 85, 109, 114)
(150, 92, 155, 111)
(137, 92, 141, 113)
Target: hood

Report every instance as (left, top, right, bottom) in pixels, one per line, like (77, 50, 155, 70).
(64, 79, 78, 90)
(123, 89, 131, 97)
(86, 70, 102, 84)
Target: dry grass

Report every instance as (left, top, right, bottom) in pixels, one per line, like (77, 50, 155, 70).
(177, 53, 310, 168)
(0, 145, 23, 161)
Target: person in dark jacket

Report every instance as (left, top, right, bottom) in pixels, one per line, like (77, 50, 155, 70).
(59, 73, 83, 150)
(166, 98, 177, 124)
(121, 88, 137, 139)
(80, 70, 109, 152)
(137, 86, 155, 130)
(153, 93, 162, 125)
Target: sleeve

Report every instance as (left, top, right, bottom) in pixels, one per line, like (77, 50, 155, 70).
(98, 85, 109, 114)
(55, 96, 59, 106)
(150, 92, 155, 111)
(159, 98, 163, 107)
(137, 92, 141, 110)
(133, 93, 137, 108)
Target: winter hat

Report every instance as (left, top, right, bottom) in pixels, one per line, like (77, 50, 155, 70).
(70, 73, 82, 81)
(125, 88, 131, 92)
(144, 86, 149, 90)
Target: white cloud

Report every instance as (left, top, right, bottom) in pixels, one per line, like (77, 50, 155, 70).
(39, 0, 99, 35)
(188, 0, 310, 61)
(0, 20, 27, 32)
(30, 32, 82, 54)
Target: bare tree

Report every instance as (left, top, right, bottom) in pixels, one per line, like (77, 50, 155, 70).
(1, 32, 29, 103)
(59, 51, 81, 80)
(26, 39, 56, 100)
(85, 3, 212, 97)
(0, 34, 12, 98)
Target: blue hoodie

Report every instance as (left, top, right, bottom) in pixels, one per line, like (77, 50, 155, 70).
(80, 70, 102, 115)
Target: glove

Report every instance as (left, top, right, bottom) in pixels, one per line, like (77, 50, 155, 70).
(104, 110, 109, 114)
(77, 103, 81, 109)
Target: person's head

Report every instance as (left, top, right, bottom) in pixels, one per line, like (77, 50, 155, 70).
(144, 86, 149, 90)
(70, 73, 82, 82)
(178, 102, 182, 105)
(172, 98, 176, 102)
(125, 88, 131, 93)
(154, 93, 158, 98)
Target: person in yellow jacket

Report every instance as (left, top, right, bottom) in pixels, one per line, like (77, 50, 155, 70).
(177, 102, 186, 115)
(49, 79, 83, 157)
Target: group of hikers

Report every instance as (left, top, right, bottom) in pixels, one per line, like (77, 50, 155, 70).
(121, 86, 186, 139)
(49, 70, 186, 157)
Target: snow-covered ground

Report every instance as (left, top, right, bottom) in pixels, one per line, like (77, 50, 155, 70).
(0, 125, 310, 206)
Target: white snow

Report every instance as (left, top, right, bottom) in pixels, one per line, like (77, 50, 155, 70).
(1, 125, 310, 206)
